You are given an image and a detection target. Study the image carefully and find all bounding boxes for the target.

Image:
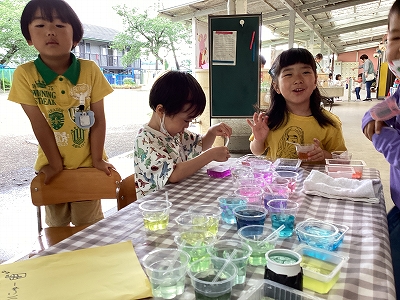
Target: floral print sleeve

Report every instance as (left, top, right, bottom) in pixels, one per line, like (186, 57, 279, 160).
(134, 125, 202, 198)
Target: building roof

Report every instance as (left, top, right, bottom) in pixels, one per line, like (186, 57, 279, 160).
(158, 0, 393, 54)
(82, 24, 120, 43)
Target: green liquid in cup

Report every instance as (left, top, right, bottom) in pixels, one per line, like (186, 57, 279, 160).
(144, 213, 169, 231)
(194, 275, 232, 300)
(151, 275, 185, 299)
(269, 254, 298, 264)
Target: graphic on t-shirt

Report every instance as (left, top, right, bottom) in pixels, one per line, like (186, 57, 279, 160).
(70, 127, 85, 148)
(54, 132, 69, 147)
(276, 126, 304, 158)
(70, 83, 91, 104)
(48, 109, 64, 130)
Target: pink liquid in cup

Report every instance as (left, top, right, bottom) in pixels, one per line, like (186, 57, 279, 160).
(234, 186, 264, 205)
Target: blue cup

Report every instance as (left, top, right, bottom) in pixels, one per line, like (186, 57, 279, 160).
(232, 204, 268, 230)
(266, 199, 299, 237)
(218, 195, 248, 224)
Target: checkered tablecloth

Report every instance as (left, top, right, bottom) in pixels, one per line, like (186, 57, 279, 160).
(38, 164, 396, 300)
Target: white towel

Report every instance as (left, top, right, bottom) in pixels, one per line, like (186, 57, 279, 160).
(302, 170, 379, 204)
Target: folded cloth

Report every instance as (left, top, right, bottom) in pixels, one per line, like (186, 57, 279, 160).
(302, 170, 379, 204)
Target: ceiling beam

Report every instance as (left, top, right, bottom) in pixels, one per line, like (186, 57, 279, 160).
(277, 0, 335, 52)
(303, 0, 377, 15)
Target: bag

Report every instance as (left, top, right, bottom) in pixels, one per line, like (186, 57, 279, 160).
(366, 73, 375, 81)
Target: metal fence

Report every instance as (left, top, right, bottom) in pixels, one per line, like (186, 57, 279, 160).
(0, 68, 15, 92)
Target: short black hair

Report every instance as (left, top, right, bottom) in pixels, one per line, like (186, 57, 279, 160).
(389, 0, 400, 29)
(149, 71, 206, 118)
(20, 0, 83, 47)
(315, 53, 323, 60)
(335, 74, 341, 80)
(360, 54, 368, 60)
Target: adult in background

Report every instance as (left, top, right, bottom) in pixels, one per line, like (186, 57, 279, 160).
(314, 53, 325, 73)
(354, 54, 375, 101)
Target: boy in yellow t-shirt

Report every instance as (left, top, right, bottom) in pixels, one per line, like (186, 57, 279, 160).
(8, 0, 114, 227)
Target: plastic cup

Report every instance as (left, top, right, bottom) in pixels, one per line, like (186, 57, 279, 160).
(266, 199, 299, 237)
(142, 248, 190, 299)
(174, 212, 210, 235)
(331, 151, 352, 160)
(207, 239, 252, 285)
(187, 257, 238, 300)
(138, 200, 172, 231)
(188, 205, 222, 237)
(218, 194, 249, 224)
(275, 170, 299, 193)
(234, 185, 264, 205)
(237, 225, 279, 266)
(174, 231, 216, 272)
(230, 166, 253, 188)
(295, 143, 315, 160)
(263, 179, 290, 208)
(232, 204, 268, 230)
(250, 160, 275, 184)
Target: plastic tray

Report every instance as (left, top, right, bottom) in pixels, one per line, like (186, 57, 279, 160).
(238, 279, 322, 300)
(293, 245, 348, 294)
(295, 218, 349, 251)
(325, 159, 366, 179)
(325, 165, 355, 179)
(273, 158, 301, 171)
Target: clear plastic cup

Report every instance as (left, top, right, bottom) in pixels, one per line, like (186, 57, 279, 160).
(237, 225, 279, 266)
(187, 257, 237, 300)
(174, 212, 209, 235)
(188, 205, 222, 237)
(138, 200, 172, 231)
(275, 170, 299, 193)
(331, 151, 352, 160)
(232, 204, 268, 230)
(207, 239, 252, 285)
(263, 180, 290, 208)
(142, 248, 190, 299)
(234, 185, 264, 205)
(266, 199, 299, 237)
(230, 166, 254, 188)
(295, 143, 315, 160)
(218, 194, 249, 224)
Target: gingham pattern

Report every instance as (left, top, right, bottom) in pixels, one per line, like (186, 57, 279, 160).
(37, 165, 396, 300)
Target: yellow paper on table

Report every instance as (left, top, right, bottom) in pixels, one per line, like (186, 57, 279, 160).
(0, 241, 152, 300)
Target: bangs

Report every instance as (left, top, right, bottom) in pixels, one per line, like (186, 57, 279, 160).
(278, 48, 316, 71)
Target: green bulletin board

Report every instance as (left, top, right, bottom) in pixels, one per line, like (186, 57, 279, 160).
(209, 14, 261, 118)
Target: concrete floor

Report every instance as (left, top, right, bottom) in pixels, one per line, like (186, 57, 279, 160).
(0, 88, 392, 264)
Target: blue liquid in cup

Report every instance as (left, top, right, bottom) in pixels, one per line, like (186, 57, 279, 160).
(271, 214, 295, 237)
(219, 198, 247, 225)
(235, 210, 266, 230)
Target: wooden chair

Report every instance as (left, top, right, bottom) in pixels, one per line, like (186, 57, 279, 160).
(116, 174, 137, 210)
(30, 168, 136, 251)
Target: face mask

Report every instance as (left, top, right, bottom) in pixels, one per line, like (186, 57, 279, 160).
(389, 59, 400, 78)
(159, 113, 170, 136)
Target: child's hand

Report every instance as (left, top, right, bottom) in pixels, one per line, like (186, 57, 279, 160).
(363, 120, 386, 141)
(39, 164, 63, 184)
(305, 138, 326, 162)
(209, 122, 232, 137)
(210, 146, 231, 162)
(247, 112, 270, 141)
(93, 160, 116, 176)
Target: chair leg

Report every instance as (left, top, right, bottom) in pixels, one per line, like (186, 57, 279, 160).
(37, 206, 43, 235)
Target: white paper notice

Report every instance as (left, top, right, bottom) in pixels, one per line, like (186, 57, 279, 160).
(212, 31, 237, 66)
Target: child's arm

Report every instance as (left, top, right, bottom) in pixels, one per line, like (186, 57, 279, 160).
(168, 147, 229, 183)
(247, 112, 269, 155)
(89, 99, 114, 175)
(21, 104, 63, 183)
(201, 122, 232, 150)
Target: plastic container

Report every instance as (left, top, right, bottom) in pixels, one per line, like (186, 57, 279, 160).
(273, 158, 301, 171)
(293, 245, 348, 294)
(325, 165, 355, 179)
(295, 218, 349, 251)
(207, 165, 231, 178)
(325, 159, 366, 179)
(237, 279, 322, 300)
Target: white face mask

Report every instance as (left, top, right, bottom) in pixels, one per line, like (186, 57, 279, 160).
(159, 113, 170, 136)
(389, 59, 400, 79)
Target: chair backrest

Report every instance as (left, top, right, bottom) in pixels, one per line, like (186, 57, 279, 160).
(116, 174, 137, 210)
(31, 168, 122, 206)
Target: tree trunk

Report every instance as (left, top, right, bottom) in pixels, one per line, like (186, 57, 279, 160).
(0, 45, 19, 65)
(168, 36, 180, 70)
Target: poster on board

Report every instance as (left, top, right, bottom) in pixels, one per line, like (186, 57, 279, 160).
(212, 31, 237, 66)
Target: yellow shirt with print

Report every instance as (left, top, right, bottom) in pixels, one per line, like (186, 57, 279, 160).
(8, 54, 113, 171)
(249, 110, 347, 160)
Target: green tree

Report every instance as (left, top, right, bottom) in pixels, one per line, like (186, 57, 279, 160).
(0, 0, 38, 65)
(112, 5, 191, 70)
